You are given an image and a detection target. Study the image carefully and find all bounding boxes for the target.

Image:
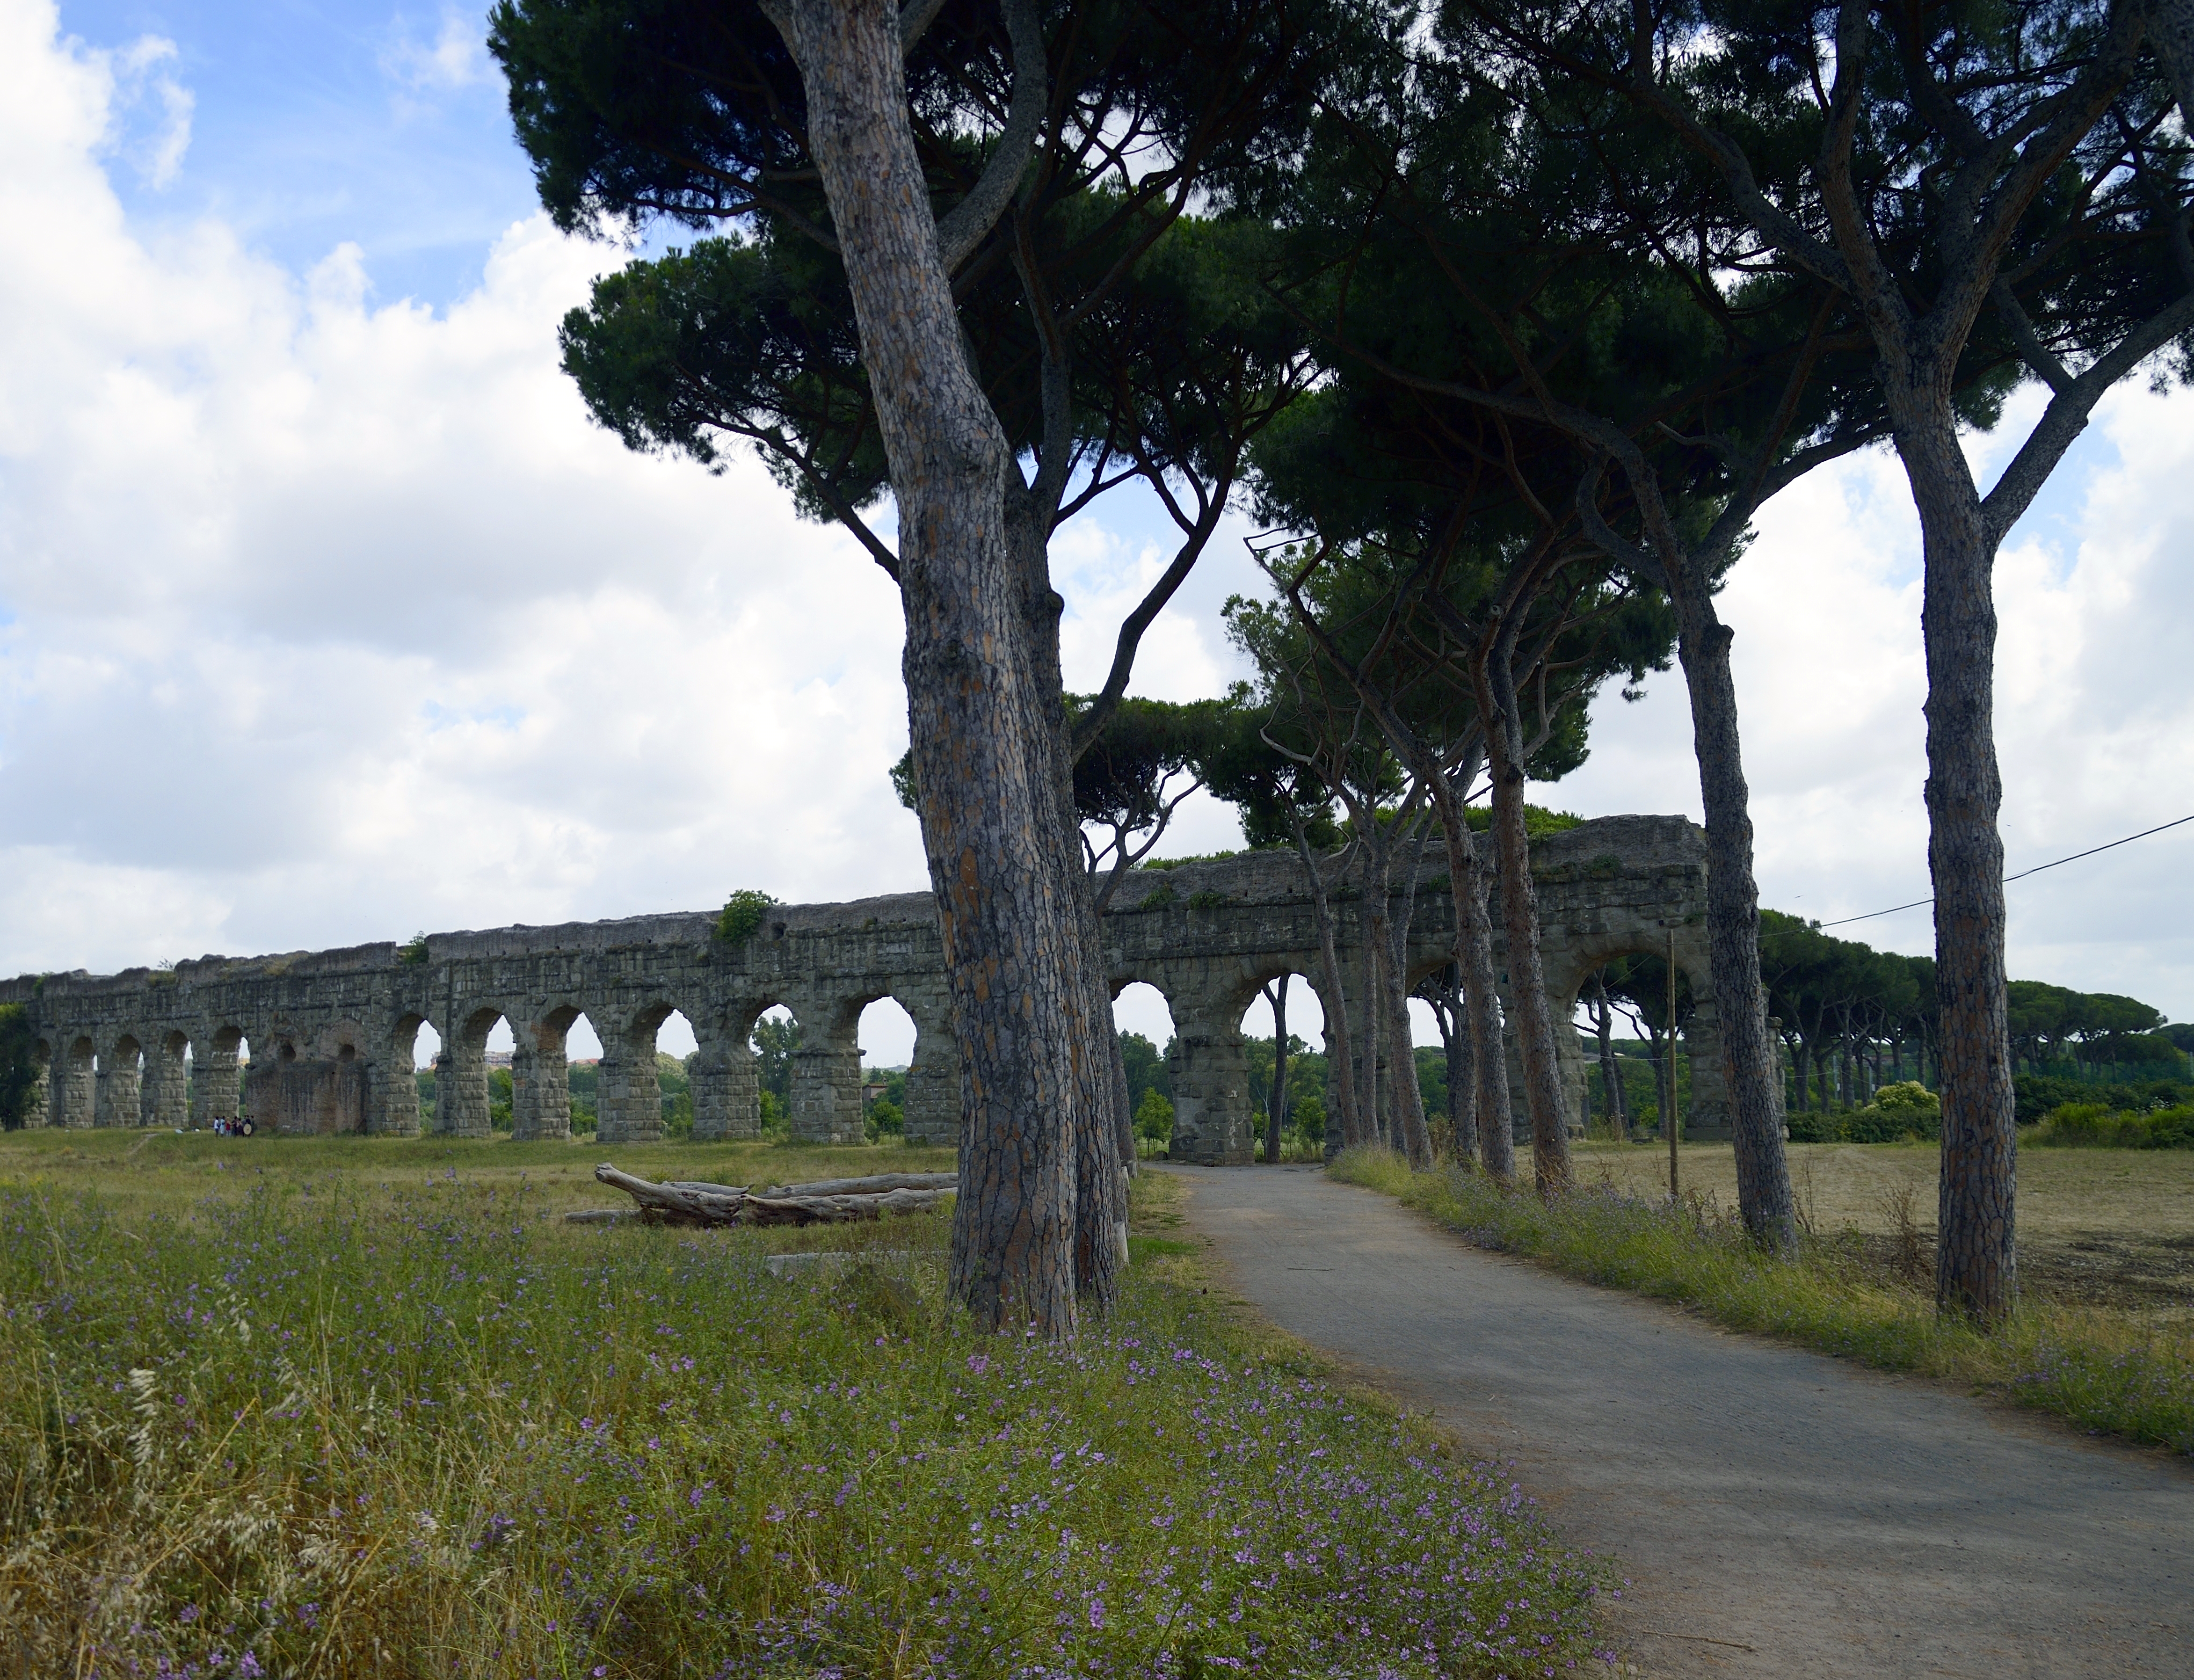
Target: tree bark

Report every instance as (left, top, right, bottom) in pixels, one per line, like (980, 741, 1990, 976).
(1438, 968, 1477, 1164)
(1356, 834, 1388, 1149)
(1474, 641, 1572, 1194)
(1896, 409, 2019, 1324)
(1420, 761, 1514, 1178)
(1292, 813, 1362, 1150)
(1591, 973, 1626, 1141)
(1265, 975, 1290, 1165)
(765, 0, 1085, 1335)
(1669, 570, 1796, 1246)
(1015, 488, 1128, 1308)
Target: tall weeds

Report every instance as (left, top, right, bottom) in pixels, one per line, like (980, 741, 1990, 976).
(0, 1174, 1610, 1678)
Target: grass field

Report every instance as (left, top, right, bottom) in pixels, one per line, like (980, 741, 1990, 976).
(0, 1128, 1615, 1679)
(1335, 1145, 2194, 1457)
(1574, 1139, 2194, 1315)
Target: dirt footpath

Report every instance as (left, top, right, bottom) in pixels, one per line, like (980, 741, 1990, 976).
(1163, 1164, 2192, 1679)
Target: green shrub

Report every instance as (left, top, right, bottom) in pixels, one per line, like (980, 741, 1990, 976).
(865, 1097, 904, 1141)
(2034, 1100, 2194, 1149)
(1786, 1109, 1839, 1143)
(757, 1087, 788, 1139)
(715, 888, 779, 945)
(1134, 1086, 1175, 1144)
(2015, 1072, 2191, 1124)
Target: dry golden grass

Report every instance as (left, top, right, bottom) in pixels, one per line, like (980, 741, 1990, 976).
(0, 1126, 956, 1223)
(1574, 1138, 2194, 1317)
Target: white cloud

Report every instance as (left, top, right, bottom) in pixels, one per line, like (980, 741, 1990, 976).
(382, 11, 493, 93)
(1550, 382, 2194, 1021)
(0, 1, 924, 996)
(3, 0, 2188, 1068)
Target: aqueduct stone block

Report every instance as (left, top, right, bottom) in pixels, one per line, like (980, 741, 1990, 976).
(1, 815, 1735, 1159)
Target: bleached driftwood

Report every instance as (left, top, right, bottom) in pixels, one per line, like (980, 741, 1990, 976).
(580, 1165, 955, 1229)
(759, 1171, 956, 1199)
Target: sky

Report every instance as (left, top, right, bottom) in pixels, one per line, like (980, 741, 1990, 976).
(3, 0, 2191, 1072)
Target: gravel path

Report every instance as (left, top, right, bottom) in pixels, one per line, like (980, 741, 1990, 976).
(1162, 1163, 2192, 1679)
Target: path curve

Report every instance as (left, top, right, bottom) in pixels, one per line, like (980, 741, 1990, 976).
(1163, 1163, 2191, 1678)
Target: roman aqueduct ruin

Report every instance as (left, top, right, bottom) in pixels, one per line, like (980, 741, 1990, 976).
(0, 815, 1732, 1163)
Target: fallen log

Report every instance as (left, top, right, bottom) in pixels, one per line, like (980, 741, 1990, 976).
(762, 1171, 958, 1199)
(740, 1186, 950, 1226)
(592, 1164, 953, 1228)
(593, 1164, 746, 1225)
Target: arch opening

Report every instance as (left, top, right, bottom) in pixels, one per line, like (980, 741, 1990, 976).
(750, 1004, 800, 1139)
(856, 996, 916, 1144)
(1567, 950, 1700, 1145)
(1235, 974, 1329, 1163)
(1111, 982, 1177, 1159)
(653, 1008, 696, 1139)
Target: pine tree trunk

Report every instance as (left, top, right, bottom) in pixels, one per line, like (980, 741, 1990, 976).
(1592, 976, 1624, 1141)
(1383, 818, 1433, 1168)
(1444, 974, 1477, 1164)
(1421, 762, 1514, 1178)
(1267, 976, 1289, 1165)
(1476, 646, 1572, 1194)
(766, 0, 1084, 1335)
(1357, 833, 1388, 1149)
(1895, 409, 2018, 1324)
(1293, 816, 1361, 1150)
(1670, 568, 1795, 1245)
(1016, 502, 1126, 1308)
(1646, 1021, 1670, 1135)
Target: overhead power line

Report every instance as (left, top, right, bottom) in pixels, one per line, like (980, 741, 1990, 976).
(1815, 811, 2194, 929)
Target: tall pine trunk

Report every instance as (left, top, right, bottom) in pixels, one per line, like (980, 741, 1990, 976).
(1475, 642, 1571, 1194)
(1016, 503, 1127, 1306)
(1591, 974, 1625, 1141)
(1293, 815, 1361, 1149)
(1356, 832, 1388, 1149)
(1896, 408, 2018, 1324)
(1265, 975, 1290, 1165)
(1669, 567, 1796, 1245)
(1420, 756, 1514, 1178)
(767, 0, 1086, 1334)
(1382, 815, 1433, 1167)
(1441, 969, 1477, 1164)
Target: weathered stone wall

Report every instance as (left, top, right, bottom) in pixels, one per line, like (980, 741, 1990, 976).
(1, 815, 1729, 1162)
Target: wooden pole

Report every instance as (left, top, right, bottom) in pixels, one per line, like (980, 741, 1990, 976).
(1667, 926, 1680, 1202)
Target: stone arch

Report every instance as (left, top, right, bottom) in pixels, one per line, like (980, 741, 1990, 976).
(685, 995, 768, 1143)
(784, 990, 866, 1146)
(145, 1029, 191, 1129)
(1548, 924, 1725, 1141)
(58, 1034, 95, 1129)
(508, 1003, 586, 1142)
(95, 1032, 145, 1128)
(198, 1025, 246, 1127)
(594, 997, 688, 1144)
(23, 1037, 52, 1128)
(374, 1012, 432, 1136)
(436, 1004, 506, 1138)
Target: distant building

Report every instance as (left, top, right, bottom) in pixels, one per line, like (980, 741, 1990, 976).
(485, 1051, 514, 1069)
